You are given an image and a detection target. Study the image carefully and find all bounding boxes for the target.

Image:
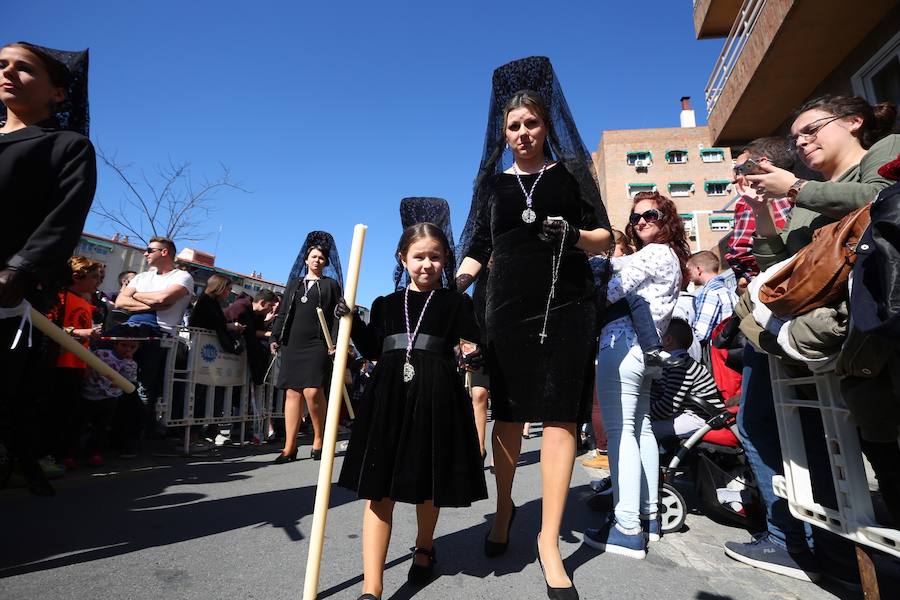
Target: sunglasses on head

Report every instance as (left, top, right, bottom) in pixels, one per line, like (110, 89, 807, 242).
(629, 209, 662, 226)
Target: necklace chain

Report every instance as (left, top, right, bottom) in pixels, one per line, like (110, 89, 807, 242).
(403, 287, 436, 381)
(539, 223, 567, 344)
(514, 161, 547, 223)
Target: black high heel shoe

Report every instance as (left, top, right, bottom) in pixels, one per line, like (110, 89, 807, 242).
(273, 448, 297, 464)
(535, 533, 578, 600)
(356, 595, 379, 600)
(407, 546, 437, 584)
(484, 505, 516, 557)
(310, 448, 322, 461)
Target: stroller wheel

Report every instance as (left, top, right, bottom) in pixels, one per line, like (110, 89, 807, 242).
(660, 483, 687, 533)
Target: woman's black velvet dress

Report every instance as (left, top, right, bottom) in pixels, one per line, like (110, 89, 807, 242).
(466, 165, 600, 423)
(271, 276, 340, 390)
(338, 288, 488, 507)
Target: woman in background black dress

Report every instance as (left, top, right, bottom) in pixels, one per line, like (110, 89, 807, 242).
(457, 57, 611, 599)
(270, 232, 342, 462)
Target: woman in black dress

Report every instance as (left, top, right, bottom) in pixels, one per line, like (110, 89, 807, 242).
(0, 42, 95, 496)
(270, 232, 342, 462)
(457, 57, 611, 599)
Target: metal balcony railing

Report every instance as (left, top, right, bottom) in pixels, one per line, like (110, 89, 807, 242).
(704, 0, 768, 114)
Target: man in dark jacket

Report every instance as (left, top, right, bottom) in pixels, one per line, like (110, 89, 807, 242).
(225, 289, 277, 384)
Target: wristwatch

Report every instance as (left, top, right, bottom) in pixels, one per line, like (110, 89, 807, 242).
(787, 178, 807, 199)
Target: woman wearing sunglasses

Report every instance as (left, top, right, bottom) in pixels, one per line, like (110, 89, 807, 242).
(743, 94, 898, 271)
(583, 191, 689, 559)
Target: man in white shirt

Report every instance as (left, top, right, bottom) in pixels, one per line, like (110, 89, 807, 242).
(116, 237, 194, 333)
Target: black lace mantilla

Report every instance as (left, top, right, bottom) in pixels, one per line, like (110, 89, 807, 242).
(288, 230, 344, 287)
(0, 42, 90, 136)
(458, 56, 610, 270)
(393, 197, 457, 290)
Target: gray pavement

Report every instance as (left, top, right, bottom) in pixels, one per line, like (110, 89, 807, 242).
(0, 427, 885, 600)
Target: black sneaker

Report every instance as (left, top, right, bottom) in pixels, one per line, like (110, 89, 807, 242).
(724, 534, 820, 582)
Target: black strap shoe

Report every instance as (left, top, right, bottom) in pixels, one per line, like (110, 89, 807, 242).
(407, 546, 437, 584)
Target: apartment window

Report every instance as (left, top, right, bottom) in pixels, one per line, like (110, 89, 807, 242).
(852, 30, 900, 108)
(700, 148, 725, 163)
(665, 150, 688, 164)
(626, 151, 653, 167)
(627, 183, 656, 198)
(680, 213, 696, 240)
(667, 182, 694, 197)
(704, 180, 730, 196)
(709, 214, 735, 232)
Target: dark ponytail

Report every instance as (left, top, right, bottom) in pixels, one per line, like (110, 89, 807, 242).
(794, 94, 897, 149)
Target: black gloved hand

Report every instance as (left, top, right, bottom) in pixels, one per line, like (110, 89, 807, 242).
(460, 346, 484, 371)
(540, 217, 580, 248)
(0, 268, 32, 308)
(455, 273, 474, 293)
(334, 297, 353, 318)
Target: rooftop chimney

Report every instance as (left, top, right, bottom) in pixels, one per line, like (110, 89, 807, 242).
(680, 96, 696, 128)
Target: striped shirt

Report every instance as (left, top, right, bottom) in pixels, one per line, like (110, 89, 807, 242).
(650, 351, 725, 422)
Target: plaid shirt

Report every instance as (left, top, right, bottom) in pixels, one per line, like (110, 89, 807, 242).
(692, 273, 739, 345)
(725, 195, 794, 280)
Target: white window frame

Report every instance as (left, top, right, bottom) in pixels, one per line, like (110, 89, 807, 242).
(852, 29, 900, 106)
(627, 183, 657, 198)
(681, 215, 697, 239)
(668, 182, 694, 197)
(666, 151, 688, 164)
(706, 182, 729, 196)
(700, 150, 725, 163)
(626, 152, 652, 166)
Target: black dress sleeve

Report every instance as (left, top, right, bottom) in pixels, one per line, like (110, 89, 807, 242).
(7, 134, 97, 284)
(271, 278, 299, 344)
(465, 189, 494, 265)
(350, 295, 386, 361)
(452, 292, 481, 347)
(327, 278, 342, 342)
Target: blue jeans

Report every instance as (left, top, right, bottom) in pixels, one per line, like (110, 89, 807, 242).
(626, 295, 662, 353)
(597, 341, 659, 530)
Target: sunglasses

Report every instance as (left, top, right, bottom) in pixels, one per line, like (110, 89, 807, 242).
(144, 247, 164, 254)
(629, 209, 662, 226)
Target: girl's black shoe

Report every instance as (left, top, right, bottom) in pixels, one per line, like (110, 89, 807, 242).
(484, 505, 516, 557)
(407, 546, 437, 584)
(535, 534, 578, 600)
(273, 449, 297, 464)
(310, 448, 322, 461)
(357, 595, 379, 600)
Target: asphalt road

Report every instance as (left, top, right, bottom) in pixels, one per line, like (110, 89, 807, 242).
(0, 427, 887, 600)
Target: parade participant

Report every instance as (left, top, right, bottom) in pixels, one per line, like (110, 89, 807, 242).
(583, 191, 687, 559)
(336, 222, 486, 600)
(270, 231, 342, 462)
(456, 56, 611, 599)
(0, 42, 95, 495)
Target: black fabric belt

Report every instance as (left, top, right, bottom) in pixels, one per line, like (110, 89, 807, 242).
(382, 333, 446, 353)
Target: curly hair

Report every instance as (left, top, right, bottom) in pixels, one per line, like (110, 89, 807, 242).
(68, 255, 102, 281)
(625, 191, 691, 289)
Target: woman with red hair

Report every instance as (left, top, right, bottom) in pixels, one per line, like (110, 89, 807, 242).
(583, 191, 688, 559)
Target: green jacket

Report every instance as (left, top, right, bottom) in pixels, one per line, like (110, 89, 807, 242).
(753, 134, 900, 271)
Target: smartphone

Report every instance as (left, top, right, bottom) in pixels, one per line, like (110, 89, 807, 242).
(734, 158, 764, 176)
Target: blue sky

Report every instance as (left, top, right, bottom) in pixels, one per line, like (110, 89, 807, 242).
(6, 1, 724, 306)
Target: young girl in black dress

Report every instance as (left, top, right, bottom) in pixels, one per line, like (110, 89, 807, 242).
(336, 223, 487, 600)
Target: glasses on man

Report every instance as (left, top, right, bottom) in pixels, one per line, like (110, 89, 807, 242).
(789, 114, 846, 147)
(629, 208, 662, 226)
(144, 247, 164, 255)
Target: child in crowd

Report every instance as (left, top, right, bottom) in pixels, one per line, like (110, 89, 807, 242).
(591, 229, 670, 377)
(47, 256, 103, 468)
(649, 318, 726, 440)
(335, 223, 486, 600)
(81, 335, 140, 466)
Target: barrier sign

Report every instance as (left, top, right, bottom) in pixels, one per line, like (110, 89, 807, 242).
(193, 332, 246, 386)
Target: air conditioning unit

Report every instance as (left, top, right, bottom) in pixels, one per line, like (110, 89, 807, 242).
(634, 159, 649, 168)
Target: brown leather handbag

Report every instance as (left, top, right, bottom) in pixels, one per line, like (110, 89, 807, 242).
(759, 204, 871, 317)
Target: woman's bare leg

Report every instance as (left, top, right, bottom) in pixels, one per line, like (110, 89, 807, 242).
(282, 388, 302, 455)
(303, 387, 326, 450)
(362, 498, 395, 597)
(488, 420, 523, 542)
(413, 501, 440, 565)
(537, 422, 577, 588)
(471, 386, 489, 456)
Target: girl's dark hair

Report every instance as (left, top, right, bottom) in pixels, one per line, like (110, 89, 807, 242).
(793, 94, 897, 149)
(626, 191, 691, 289)
(305, 244, 330, 266)
(503, 89, 554, 159)
(397, 222, 451, 260)
(5, 42, 71, 90)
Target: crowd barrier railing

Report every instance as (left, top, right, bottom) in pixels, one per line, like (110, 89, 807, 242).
(768, 355, 900, 559)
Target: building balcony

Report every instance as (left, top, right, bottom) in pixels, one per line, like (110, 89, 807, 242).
(704, 0, 897, 146)
(693, 0, 743, 39)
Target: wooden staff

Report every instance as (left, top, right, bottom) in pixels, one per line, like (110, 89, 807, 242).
(30, 308, 136, 393)
(316, 307, 356, 420)
(302, 224, 366, 600)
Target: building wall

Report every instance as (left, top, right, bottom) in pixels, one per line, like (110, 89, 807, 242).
(593, 126, 735, 252)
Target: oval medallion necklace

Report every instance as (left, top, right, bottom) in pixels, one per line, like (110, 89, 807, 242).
(513, 161, 547, 224)
(403, 286, 436, 383)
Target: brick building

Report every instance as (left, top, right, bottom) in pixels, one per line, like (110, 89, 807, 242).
(593, 98, 736, 252)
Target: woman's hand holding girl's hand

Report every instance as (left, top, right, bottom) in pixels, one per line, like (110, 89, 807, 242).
(270, 341, 280, 355)
(459, 345, 484, 371)
(745, 161, 797, 199)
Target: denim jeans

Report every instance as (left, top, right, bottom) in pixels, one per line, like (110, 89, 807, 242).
(626, 295, 662, 353)
(597, 341, 659, 530)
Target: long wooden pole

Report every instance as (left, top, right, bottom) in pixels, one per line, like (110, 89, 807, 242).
(316, 307, 356, 420)
(30, 308, 136, 393)
(302, 224, 366, 600)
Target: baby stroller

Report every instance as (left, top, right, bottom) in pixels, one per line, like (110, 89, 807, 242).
(656, 397, 763, 534)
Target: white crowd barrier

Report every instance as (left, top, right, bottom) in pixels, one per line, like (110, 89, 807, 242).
(768, 355, 900, 559)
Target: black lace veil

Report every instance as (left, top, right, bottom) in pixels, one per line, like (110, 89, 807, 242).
(0, 42, 90, 136)
(288, 230, 344, 287)
(458, 56, 610, 265)
(394, 197, 457, 290)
